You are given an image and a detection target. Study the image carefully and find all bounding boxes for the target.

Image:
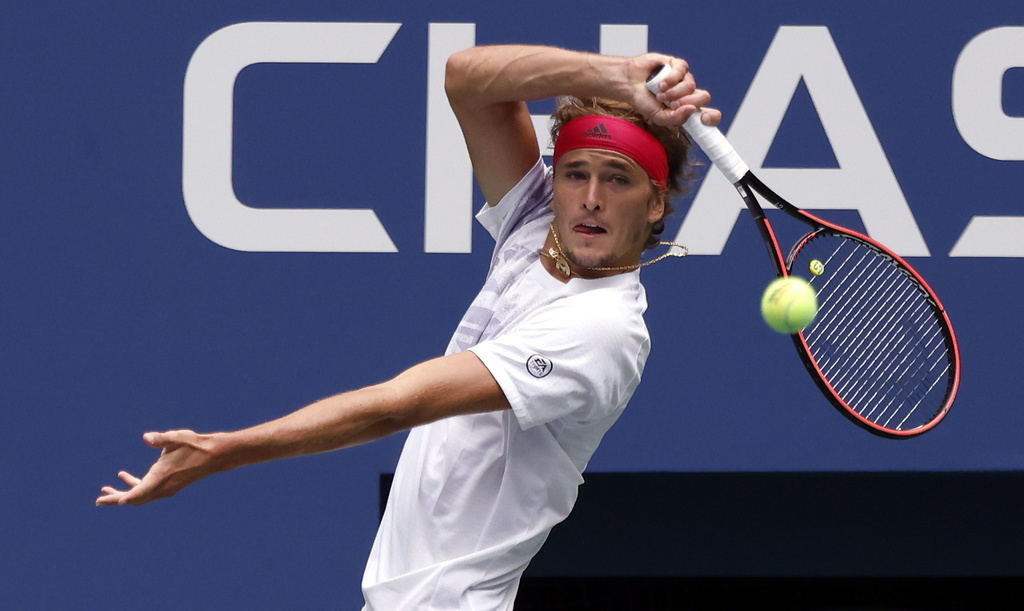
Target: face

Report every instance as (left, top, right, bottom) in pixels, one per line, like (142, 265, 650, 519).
(551, 148, 665, 274)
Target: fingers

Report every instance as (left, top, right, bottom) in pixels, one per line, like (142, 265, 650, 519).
(95, 471, 143, 506)
(95, 432, 176, 507)
(636, 56, 715, 127)
(659, 77, 709, 113)
(700, 107, 723, 126)
(652, 70, 697, 106)
(118, 470, 143, 487)
(641, 56, 690, 92)
(95, 489, 131, 506)
(144, 429, 197, 448)
(96, 471, 164, 506)
(143, 430, 175, 448)
(647, 92, 714, 128)
(96, 434, 164, 506)
(96, 429, 208, 507)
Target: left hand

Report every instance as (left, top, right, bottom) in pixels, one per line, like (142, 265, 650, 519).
(96, 430, 221, 506)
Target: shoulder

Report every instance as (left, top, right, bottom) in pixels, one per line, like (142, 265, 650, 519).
(529, 279, 649, 346)
(477, 159, 552, 246)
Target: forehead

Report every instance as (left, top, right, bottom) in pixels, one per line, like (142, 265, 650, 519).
(556, 148, 645, 173)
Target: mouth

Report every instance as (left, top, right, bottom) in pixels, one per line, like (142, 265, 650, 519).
(573, 222, 607, 236)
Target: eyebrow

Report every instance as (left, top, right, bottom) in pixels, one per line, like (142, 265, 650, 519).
(563, 158, 637, 173)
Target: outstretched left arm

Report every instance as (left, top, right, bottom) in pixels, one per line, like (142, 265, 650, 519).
(96, 351, 508, 506)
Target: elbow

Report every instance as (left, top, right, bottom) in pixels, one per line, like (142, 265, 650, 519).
(444, 48, 476, 105)
(371, 377, 432, 433)
(445, 47, 505, 110)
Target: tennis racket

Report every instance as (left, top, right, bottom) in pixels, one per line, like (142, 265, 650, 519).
(647, 65, 960, 438)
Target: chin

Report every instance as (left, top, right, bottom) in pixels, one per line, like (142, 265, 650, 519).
(568, 250, 615, 270)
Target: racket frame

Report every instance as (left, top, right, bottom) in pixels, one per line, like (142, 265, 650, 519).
(647, 64, 960, 437)
(737, 172, 961, 438)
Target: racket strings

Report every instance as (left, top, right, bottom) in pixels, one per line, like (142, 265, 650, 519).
(816, 271, 940, 418)
(815, 262, 948, 426)
(816, 273, 930, 421)
(808, 248, 922, 382)
(860, 311, 947, 427)
(792, 235, 953, 432)
(821, 269, 928, 395)
(887, 343, 952, 429)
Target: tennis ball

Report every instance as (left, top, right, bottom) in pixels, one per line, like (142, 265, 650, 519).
(761, 277, 818, 334)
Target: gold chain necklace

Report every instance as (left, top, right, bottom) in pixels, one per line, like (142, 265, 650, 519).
(541, 222, 688, 278)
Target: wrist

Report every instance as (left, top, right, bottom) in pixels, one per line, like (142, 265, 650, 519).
(204, 430, 254, 472)
(578, 52, 632, 101)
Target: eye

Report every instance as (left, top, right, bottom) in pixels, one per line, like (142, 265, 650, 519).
(563, 169, 588, 181)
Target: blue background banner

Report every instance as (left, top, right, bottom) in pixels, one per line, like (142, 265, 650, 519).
(3, 1, 1022, 607)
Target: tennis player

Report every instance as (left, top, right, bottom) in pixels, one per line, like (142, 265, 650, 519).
(97, 44, 720, 610)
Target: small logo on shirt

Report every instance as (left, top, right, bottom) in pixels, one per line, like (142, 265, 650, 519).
(526, 354, 553, 378)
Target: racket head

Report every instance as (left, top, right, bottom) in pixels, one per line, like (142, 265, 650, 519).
(785, 225, 960, 438)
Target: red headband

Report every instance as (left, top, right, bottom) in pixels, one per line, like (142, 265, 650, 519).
(552, 115, 669, 188)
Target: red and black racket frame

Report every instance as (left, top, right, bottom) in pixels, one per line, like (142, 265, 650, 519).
(732, 171, 962, 438)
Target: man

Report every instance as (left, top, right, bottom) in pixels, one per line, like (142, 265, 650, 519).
(98, 44, 720, 609)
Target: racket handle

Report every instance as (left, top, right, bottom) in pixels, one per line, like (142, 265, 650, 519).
(645, 65, 749, 183)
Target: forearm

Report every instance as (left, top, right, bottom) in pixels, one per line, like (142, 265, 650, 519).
(445, 45, 632, 109)
(444, 45, 673, 206)
(212, 351, 507, 473)
(215, 384, 404, 471)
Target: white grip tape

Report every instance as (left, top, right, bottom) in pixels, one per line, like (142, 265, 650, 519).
(682, 113, 749, 184)
(645, 65, 749, 184)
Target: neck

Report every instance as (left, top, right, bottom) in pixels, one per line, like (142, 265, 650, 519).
(540, 223, 641, 282)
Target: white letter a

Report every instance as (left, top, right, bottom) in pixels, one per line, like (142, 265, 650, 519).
(678, 26, 929, 257)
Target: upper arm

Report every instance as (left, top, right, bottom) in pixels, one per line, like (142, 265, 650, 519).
(445, 50, 542, 206)
(385, 351, 511, 429)
(468, 297, 649, 428)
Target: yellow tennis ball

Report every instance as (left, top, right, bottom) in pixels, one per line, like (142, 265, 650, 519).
(761, 277, 819, 334)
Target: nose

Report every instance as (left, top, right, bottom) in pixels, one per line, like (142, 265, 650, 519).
(582, 179, 602, 211)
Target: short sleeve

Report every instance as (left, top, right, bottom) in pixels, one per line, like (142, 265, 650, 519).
(476, 158, 551, 247)
(469, 291, 650, 430)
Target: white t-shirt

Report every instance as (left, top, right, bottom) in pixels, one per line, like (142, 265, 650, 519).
(361, 160, 651, 610)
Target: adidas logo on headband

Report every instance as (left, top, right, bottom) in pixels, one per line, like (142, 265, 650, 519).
(582, 123, 613, 140)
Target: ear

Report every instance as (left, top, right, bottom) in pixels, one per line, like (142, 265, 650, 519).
(647, 192, 667, 224)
